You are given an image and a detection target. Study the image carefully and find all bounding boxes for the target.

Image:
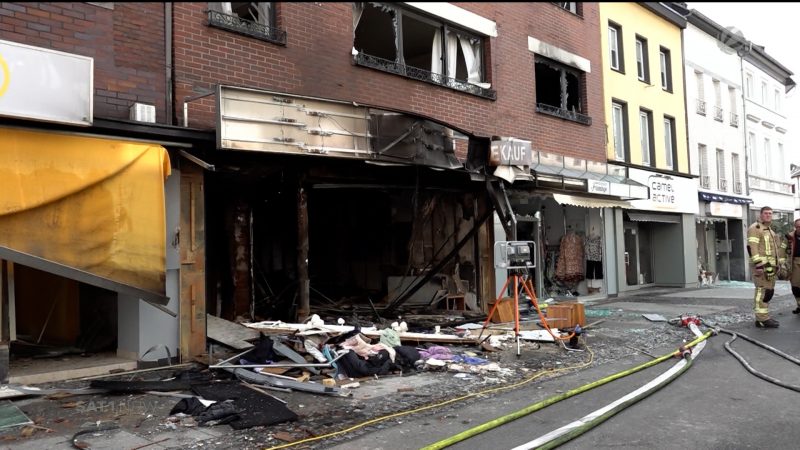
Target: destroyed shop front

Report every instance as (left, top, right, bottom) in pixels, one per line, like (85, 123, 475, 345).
(195, 86, 496, 328)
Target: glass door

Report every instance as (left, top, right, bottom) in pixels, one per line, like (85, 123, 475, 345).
(624, 224, 639, 286)
(638, 224, 653, 284)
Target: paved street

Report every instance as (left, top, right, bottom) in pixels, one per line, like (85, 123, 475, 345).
(325, 283, 800, 450)
(4, 282, 800, 450)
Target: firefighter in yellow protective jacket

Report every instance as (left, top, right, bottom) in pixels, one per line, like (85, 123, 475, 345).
(785, 218, 800, 315)
(747, 206, 787, 328)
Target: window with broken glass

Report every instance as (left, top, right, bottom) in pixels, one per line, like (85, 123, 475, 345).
(534, 57, 591, 125)
(552, 2, 580, 15)
(352, 2, 494, 99)
(207, 2, 286, 45)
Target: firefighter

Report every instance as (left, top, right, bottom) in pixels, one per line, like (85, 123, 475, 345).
(747, 206, 787, 328)
(785, 218, 800, 315)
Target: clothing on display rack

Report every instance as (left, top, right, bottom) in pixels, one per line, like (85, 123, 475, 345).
(555, 231, 585, 285)
(584, 233, 603, 292)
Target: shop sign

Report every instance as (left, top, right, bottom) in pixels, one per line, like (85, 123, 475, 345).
(0, 39, 93, 126)
(627, 168, 698, 214)
(489, 138, 532, 166)
(707, 201, 743, 218)
(587, 180, 610, 194)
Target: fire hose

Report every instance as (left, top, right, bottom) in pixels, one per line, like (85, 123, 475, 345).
(421, 323, 712, 450)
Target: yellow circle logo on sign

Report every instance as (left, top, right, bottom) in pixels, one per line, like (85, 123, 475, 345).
(0, 53, 9, 98)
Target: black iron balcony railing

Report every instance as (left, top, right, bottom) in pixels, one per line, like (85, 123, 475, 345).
(733, 180, 742, 193)
(535, 103, 592, 125)
(208, 10, 286, 45)
(354, 53, 496, 100)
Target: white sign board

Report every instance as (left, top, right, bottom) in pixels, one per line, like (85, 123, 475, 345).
(707, 201, 743, 218)
(587, 180, 610, 195)
(627, 168, 698, 214)
(0, 39, 93, 126)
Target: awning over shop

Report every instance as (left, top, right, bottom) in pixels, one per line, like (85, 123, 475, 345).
(698, 191, 753, 204)
(0, 128, 171, 300)
(553, 193, 633, 209)
(627, 212, 681, 223)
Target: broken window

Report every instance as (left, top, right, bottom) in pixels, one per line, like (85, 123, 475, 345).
(534, 56, 588, 124)
(353, 3, 492, 98)
(208, 2, 285, 44)
(552, 2, 579, 15)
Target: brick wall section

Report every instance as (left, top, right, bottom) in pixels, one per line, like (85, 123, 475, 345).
(173, 2, 607, 163)
(0, 2, 166, 122)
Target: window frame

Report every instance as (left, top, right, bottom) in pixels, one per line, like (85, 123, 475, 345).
(659, 47, 672, 92)
(699, 143, 709, 188)
(745, 72, 753, 99)
(352, 2, 494, 99)
(664, 115, 676, 170)
(639, 109, 654, 166)
(608, 22, 624, 73)
(612, 100, 629, 162)
(207, 2, 285, 45)
(534, 56, 591, 125)
(764, 137, 772, 177)
(731, 153, 741, 193)
(716, 148, 726, 191)
(748, 132, 757, 173)
(552, 2, 581, 15)
(635, 35, 649, 83)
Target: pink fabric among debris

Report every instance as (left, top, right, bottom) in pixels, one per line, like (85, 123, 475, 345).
(341, 334, 397, 362)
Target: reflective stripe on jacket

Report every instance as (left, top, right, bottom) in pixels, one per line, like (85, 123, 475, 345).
(747, 221, 786, 269)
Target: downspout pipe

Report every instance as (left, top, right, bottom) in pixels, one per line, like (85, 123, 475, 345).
(165, 3, 173, 126)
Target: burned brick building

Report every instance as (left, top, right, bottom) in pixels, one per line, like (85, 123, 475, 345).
(0, 2, 634, 379)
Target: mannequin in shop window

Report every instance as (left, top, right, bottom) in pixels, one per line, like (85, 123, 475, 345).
(585, 227, 603, 295)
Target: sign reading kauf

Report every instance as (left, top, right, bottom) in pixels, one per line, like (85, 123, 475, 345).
(0, 39, 93, 126)
(489, 138, 532, 166)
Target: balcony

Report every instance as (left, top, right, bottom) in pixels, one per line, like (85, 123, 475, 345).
(734, 181, 743, 194)
(730, 112, 739, 128)
(748, 174, 793, 194)
(354, 53, 496, 100)
(713, 106, 724, 122)
(700, 175, 710, 188)
(207, 10, 287, 45)
(696, 99, 706, 116)
(718, 178, 727, 191)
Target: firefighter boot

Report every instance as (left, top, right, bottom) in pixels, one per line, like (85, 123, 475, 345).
(755, 318, 780, 328)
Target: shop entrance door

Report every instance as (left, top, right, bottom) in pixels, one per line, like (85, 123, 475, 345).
(624, 224, 639, 286)
(624, 222, 654, 286)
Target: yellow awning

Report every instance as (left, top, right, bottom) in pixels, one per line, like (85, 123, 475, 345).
(0, 128, 171, 296)
(553, 193, 633, 209)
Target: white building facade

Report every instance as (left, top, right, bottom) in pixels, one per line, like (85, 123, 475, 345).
(741, 53, 795, 231)
(684, 11, 750, 281)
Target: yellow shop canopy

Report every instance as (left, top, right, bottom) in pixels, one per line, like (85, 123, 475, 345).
(0, 128, 171, 301)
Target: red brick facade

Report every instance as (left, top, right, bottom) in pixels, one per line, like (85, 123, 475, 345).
(0, 2, 166, 122)
(172, 2, 607, 163)
(1, 2, 606, 163)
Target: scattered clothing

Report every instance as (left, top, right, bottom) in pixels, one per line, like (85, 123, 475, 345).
(418, 346, 454, 360)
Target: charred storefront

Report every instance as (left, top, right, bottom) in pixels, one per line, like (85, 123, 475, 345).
(193, 87, 496, 324)
(490, 146, 649, 301)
